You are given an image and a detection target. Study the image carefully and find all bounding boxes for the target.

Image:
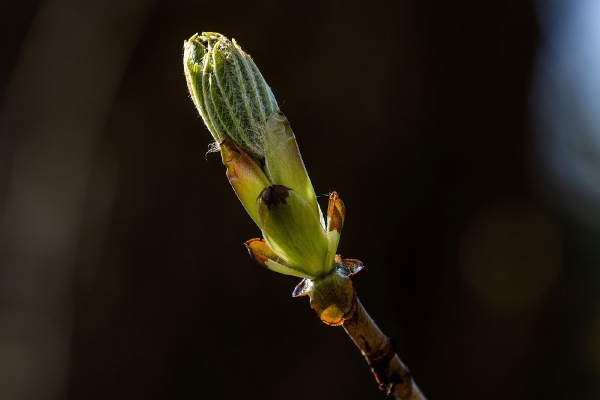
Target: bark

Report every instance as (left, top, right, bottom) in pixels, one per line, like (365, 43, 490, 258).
(342, 298, 426, 400)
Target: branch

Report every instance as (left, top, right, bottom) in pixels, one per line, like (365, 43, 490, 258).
(342, 297, 426, 400)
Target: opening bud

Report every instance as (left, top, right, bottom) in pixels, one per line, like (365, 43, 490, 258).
(184, 32, 278, 159)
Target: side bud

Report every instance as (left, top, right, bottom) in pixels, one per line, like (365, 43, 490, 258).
(183, 32, 279, 159)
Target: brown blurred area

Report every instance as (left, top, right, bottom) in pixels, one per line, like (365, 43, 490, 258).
(1, 0, 599, 399)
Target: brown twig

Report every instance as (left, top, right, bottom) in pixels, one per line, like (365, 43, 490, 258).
(342, 298, 426, 400)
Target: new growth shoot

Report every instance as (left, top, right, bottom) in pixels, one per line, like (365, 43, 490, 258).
(183, 32, 425, 399)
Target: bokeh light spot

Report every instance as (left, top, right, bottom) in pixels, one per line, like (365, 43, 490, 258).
(459, 197, 562, 312)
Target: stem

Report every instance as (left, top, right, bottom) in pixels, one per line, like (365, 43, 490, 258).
(342, 297, 426, 400)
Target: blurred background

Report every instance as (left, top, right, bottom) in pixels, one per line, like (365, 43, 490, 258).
(1, 0, 599, 399)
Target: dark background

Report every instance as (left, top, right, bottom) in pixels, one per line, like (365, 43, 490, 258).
(1, 0, 599, 399)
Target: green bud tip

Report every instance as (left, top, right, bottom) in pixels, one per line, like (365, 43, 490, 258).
(184, 32, 279, 159)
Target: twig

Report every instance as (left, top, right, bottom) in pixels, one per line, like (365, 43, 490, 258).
(343, 297, 426, 400)
(184, 32, 427, 399)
